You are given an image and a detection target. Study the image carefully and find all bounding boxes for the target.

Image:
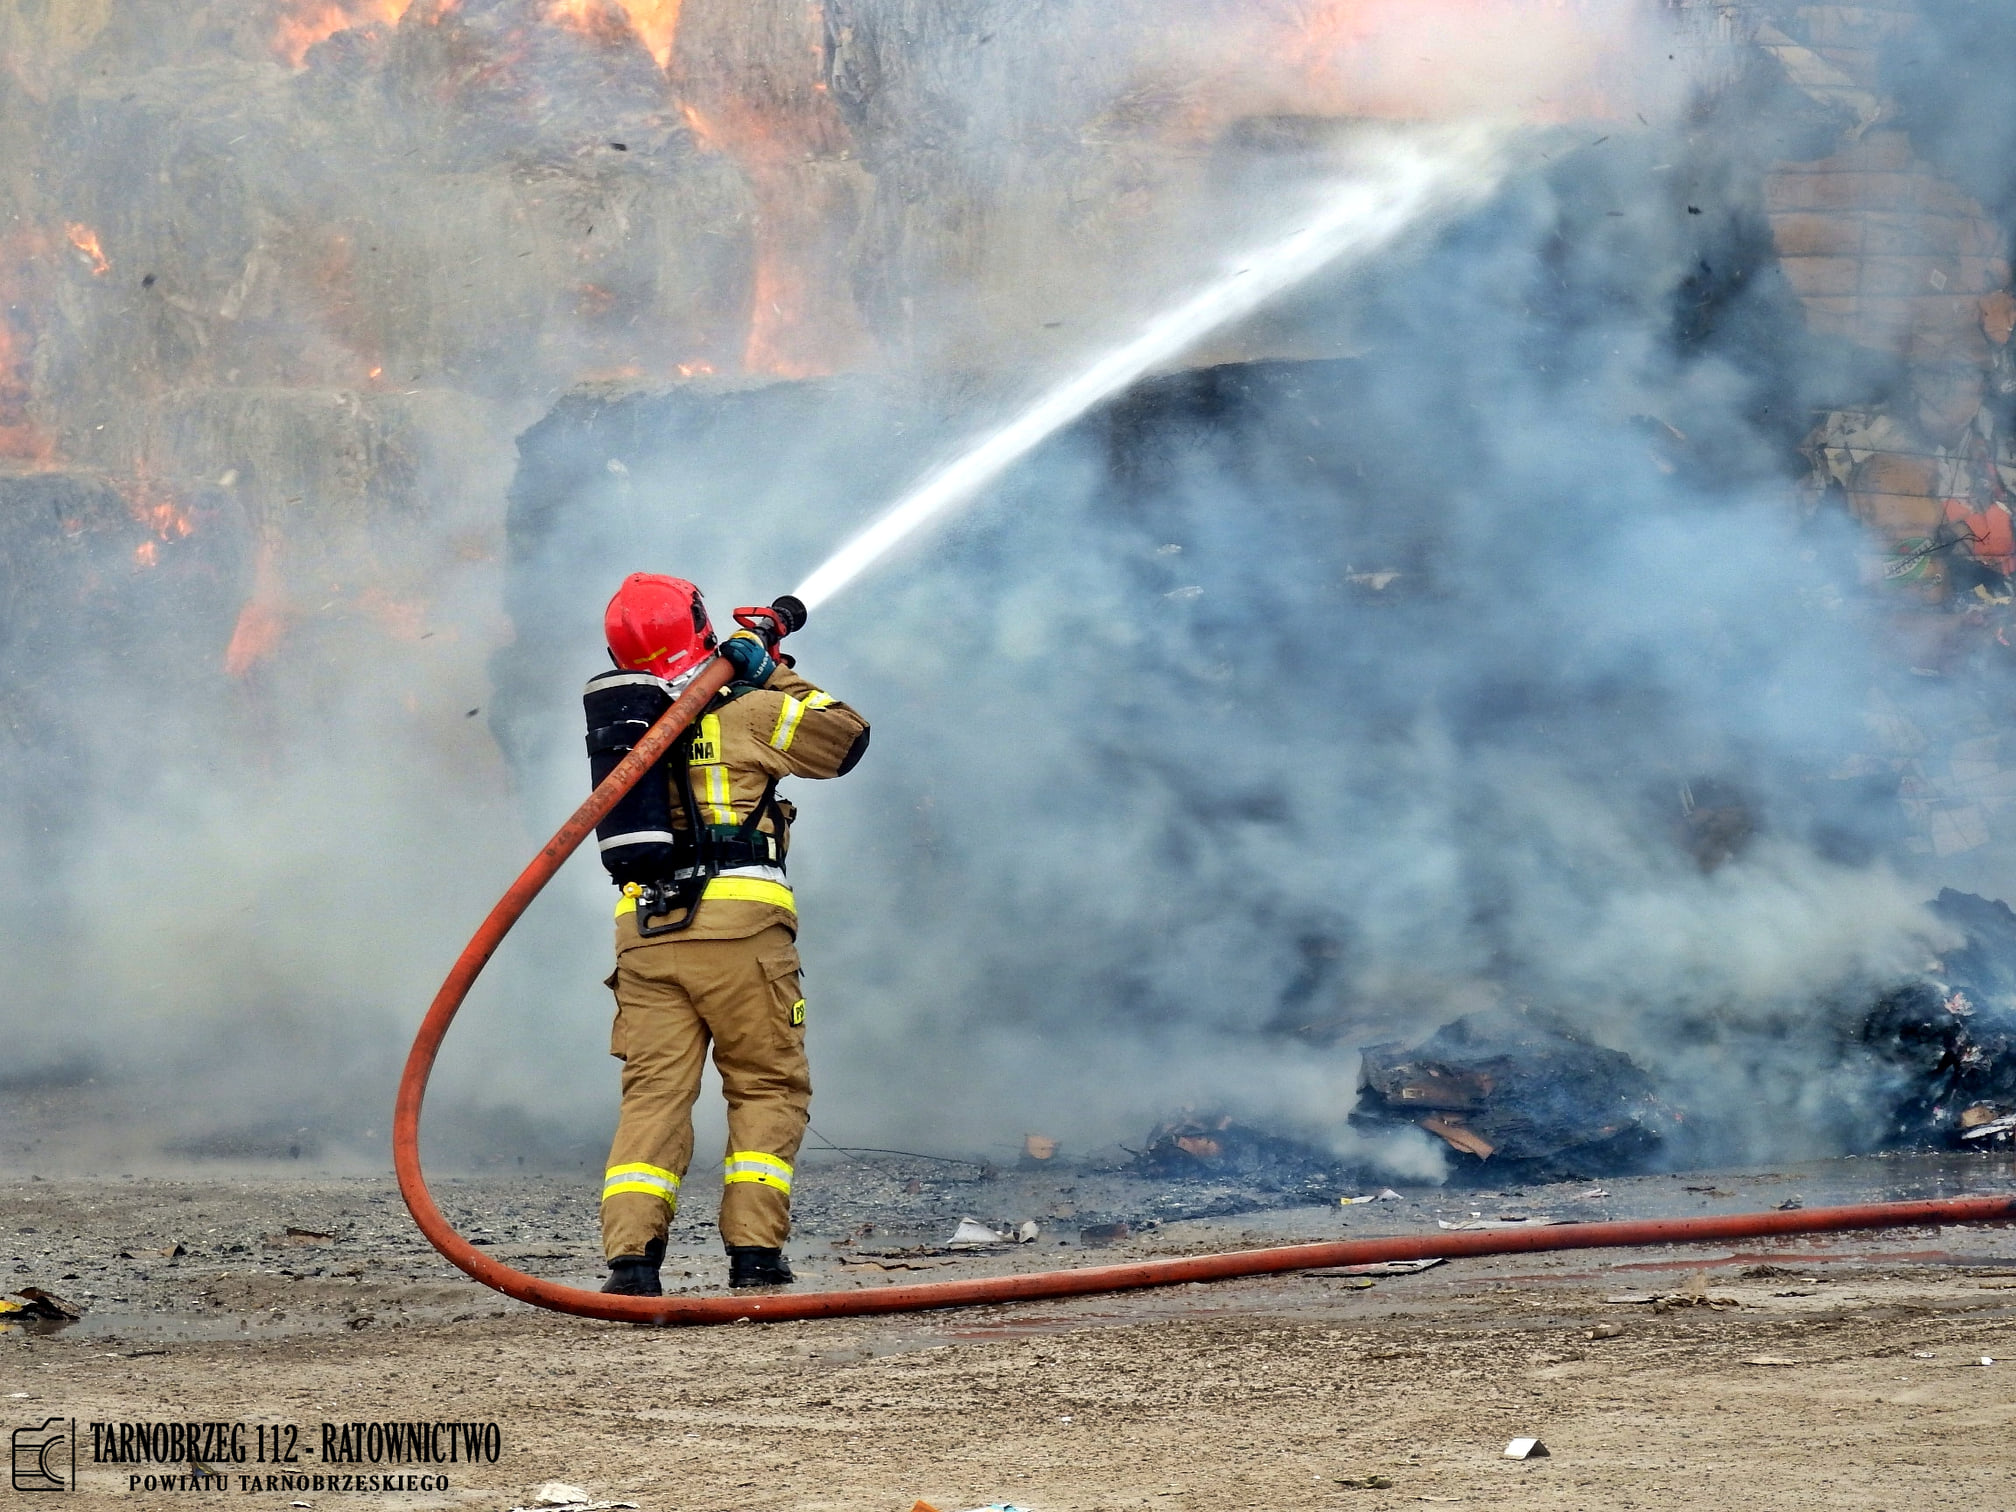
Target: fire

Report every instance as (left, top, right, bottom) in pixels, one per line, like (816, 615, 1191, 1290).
(745, 248, 827, 379)
(678, 102, 867, 378)
(225, 542, 288, 677)
(271, 0, 415, 69)
(64, 224, 109, 277)
(546, 0, 625, 46)
(136, 499, 195, 541)
(276, 0, 672, 74)
(225, 601, 289, 677)
(616, 0, 680, 68)
(675, 361, 713, 378)
(124, 479, 197, 570)
(548, 0, 680, 65)
(1268, 0, 1638, 123)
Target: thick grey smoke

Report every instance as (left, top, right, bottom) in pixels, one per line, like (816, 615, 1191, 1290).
(497, 2, 2013, 1174)
(6, 0, 2014, 1184)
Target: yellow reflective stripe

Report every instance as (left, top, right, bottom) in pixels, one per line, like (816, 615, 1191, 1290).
(702, 763, 734, 825)
(690, 713, 723, 765)
(768, 695, 807, 752)
(804, 691, 834, 709)
(702, 877, 795, 910)
(604, 1162, 679, 1188)
(689, 712, 734, 824)
(614, 877, 796, 918)
(602, 1162, 680, 1208)
(603, 1181, 677, 1203)
(723, 1151, 793, 1193)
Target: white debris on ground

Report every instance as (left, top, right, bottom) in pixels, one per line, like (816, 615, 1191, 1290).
(508, 1484, 639, 1512)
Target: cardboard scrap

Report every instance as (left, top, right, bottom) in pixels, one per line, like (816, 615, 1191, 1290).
(1314, 1259, 1445, 1278)
(2, 1289, 81, 1321)
(1436, 1217, 1565, 1231)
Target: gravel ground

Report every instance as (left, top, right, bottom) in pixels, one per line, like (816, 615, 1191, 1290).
(3, 1154, 2015, 1509)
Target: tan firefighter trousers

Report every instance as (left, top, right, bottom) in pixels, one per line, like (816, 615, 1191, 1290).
(601, 923, 810, 1258)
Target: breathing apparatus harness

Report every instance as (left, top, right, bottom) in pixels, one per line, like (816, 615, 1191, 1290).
(582, 596, 808, 937)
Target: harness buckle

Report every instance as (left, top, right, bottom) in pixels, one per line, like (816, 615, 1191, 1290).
(634, 876, 707, 937)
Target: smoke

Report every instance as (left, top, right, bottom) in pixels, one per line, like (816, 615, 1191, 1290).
(502, 0, 2001, 1174)
(8, 0, 2016, 1184)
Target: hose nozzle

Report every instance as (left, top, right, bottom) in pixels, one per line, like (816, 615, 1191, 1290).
(731, 595, 810, 650)
(770, 594, 808, 635)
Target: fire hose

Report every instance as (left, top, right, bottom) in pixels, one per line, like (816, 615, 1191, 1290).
(394, 615, 2016, 1326)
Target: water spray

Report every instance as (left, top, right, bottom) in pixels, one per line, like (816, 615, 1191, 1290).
(393, 124, 2016, 1326)
(792, 125, 1509, 610)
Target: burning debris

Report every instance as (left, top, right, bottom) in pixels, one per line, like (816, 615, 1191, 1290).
(1142, 889, 2016, 1192)
(1132, 1112, 1359, 1195)
(1862, 890, 2016, 1148)
(1352, 1007, 1677, 1183)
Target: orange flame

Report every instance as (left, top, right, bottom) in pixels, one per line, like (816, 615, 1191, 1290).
(124, 478, 197, 570)
(548, 0, 680, 65)
(678, 103, 865, 378)
(615, 0, 679, 68)
(64, 223, 108, 277)
(225, 541, 288, 678)
(1272, 0, 1637, 123)
(138, 500, 195, 540)
(745, 248, 827, 379)
(225, 601, 289, 677)
(546, 0, 623, 45)
(678, 102, 715, 149)
(272, 0, 414, 69)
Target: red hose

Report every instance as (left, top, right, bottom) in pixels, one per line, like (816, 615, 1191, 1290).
(395, 655, 2016, 1325)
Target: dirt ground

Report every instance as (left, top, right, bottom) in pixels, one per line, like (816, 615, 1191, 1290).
(5, 1156, 2016, 1510)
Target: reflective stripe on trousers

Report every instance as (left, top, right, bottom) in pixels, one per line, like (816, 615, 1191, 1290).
(615, 874, 796, 918)
(723, 1150, 793, 1194)
(603, 1161, 681, 1210)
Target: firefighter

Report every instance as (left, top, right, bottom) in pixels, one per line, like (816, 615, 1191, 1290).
(592, 573, 868, 1294)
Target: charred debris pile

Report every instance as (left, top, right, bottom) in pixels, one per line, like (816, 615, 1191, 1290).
(1135, 889, 2016, 1194)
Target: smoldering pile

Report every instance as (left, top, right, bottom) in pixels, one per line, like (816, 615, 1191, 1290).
(1350, 1007, 1677, 1181)
(1133, 889, 2016, 1192)
(1861, 890, 2016, 1149)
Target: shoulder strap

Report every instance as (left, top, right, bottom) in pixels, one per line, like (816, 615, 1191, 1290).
(735, 777, 781, 843)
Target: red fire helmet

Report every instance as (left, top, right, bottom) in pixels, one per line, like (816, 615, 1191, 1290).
(604, 572, 717, 680)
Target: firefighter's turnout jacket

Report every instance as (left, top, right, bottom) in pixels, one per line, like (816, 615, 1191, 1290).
(601, 663, 868, 1259)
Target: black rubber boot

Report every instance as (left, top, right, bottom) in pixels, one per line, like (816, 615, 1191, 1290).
(601, 1237, 665, 1296)
(727, 1245, 794, 1289)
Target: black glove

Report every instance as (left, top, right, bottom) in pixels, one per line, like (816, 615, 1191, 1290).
(718, 630, 776, 687)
